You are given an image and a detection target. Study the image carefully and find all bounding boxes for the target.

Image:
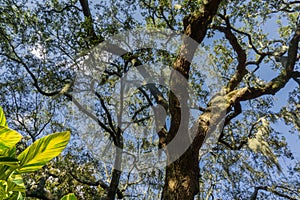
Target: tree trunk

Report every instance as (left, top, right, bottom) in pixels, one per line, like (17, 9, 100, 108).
(161, 142, 200, 199)
(161, 1, 222, 199)
(161, 116, 211, 200)
(107, 137, 123, 200)
(162, 106, 227, 200)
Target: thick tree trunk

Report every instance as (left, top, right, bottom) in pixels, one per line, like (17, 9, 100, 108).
(161, 142, 201, 199)
(161, 1, 223, 199)
(161, 109, 225, 199)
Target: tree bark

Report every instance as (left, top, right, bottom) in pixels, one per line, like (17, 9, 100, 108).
(162, 101, 226, 200)
(161, 1, 222, 199)
(106, 131, 124, 199)
(161, 130, 207, 199)
(162, 146, 200, 199)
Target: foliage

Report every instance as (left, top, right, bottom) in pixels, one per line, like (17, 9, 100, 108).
(0, 107, 73, 199)
(60, 193, 77, 200)
(0, 0, 300, 199)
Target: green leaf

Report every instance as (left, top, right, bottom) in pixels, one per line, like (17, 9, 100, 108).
(5, 146, 17, 158)
(0, 171, 25, 198)
(0, 107, 8, 127)
(0, 157, 19, 166)
(7, 173, 25, 193)
(0, 180, 8, 197)
(16, 131, 70, 173)
(6, 191, 24, 200)
(60, 193, 77, 200)
(0, 126, 22, 155)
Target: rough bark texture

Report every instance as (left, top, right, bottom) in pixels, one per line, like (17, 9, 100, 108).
(161, 144, 201, 199)
(162, 1, 222, 199)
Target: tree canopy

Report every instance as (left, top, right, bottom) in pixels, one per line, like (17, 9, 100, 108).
(0, 0, 300, 199)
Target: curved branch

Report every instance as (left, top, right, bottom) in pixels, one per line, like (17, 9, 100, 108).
(213, 16, 248, 92)
(64, 93, 117, 145)
(155, 7, 175, 31)
(250, 186, 298, 200)
(94, 89, 117, 135)
(216, 23, 300, 150)
(44, 4, 82, 13)
(226, 23, 300, 103)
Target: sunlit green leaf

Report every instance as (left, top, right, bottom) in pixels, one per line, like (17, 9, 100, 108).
(7, 173, 25, 193)
(0, 157, 19, 166)
(0, 127, 22, 155)
(60, 193, 77, 200)
(16, 131, 70, 173)
(0, 107, 7, 127)
(0, 180, 8, 199)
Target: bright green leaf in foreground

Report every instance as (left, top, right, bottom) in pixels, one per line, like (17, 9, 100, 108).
(16, 131, 70, 173)
(0, 107, 8, 127)
(0, 127, 22, 155)
(0, 156, 19, 166)
(6, 191, 24, 200)
(0, 180, 8, 199)
(60, 193, 77, 200)
(9, 173, 25, 190)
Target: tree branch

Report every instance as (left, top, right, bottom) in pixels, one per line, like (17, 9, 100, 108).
(250, 186, 298, 200)
(213, 23, 300, 151)
(79, 0, 100, 43)
(225, 23, 300, 103)
(94, 89, 117, 135)
(44, 4, 82, 13)
(218, 102, 242, 149)
(64, 92, 118, 144)
(291, 71, 300, 85)
(214, 16, 247, 92)
(69, 170, 124, 199)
